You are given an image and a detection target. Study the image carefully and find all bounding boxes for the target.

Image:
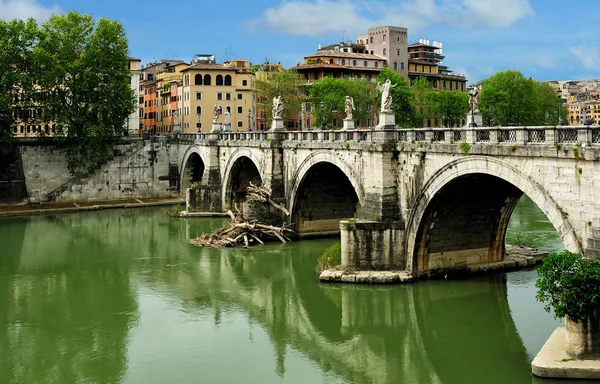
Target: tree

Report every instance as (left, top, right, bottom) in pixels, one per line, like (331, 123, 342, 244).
(532, 81, 564, 126)
(430, 90, 469, 127)
(0, 18, 40, 150)
(410, 77, 437, 127)
(254, 69, 304, 127)
(377, 68, 415, 128)
(308, 77, 373, 129)
(34, 12, 135, 173)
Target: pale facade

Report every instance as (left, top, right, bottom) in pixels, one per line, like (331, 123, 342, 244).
(180, 60, 255, 133)
(356, 26, 409, 77)
(127, 58, 141, 134)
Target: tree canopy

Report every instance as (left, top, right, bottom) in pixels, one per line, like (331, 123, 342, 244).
(254, 69, 304, 125)
(479, 69, 566, 126)
(0, 11, 135, 173)
(377, 68, 416, 127)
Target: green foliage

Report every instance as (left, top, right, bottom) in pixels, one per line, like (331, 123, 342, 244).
(479, 69, 564, 127)
(254, 69, 303, 125)
(459, 142, 471, 155)
(164, 203, 184, 217)
(317, 242, 342, 273)
(410, 77, 435, 127)
(536, 250, 600, 322)
(430, 90, 469, 128)
(377, 68, 416, 127)
(510, 231, 532, 247)
(309, 76, 372, 129)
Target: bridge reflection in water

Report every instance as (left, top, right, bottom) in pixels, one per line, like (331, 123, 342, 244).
(0, 207, 556, 384)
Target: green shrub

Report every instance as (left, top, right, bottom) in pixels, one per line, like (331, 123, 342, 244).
(459, 142, 471, 155)
(536, 250, 600, 322)
(164, 203, 184, 217)
(317, 242, 342, 273)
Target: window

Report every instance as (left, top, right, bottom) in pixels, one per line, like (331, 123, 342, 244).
(353, 60, 357, 66)
(375, 62, 379, 68)
(383, 34, 386, 41)
(237, 106, 243, 114)
(305, 102, 312, 112)
(196, 106, 202, 115)
(196, 122, 201, 129)
(194, 74, 202, 85)
(226, 106, 231, 113)
(237, 121, 243, 128)
(341, 59, 345, 66)
(226, 93, 231, 100)
(203, 74, 211, 85)
(224, 75, 232, 86)
(383, 48, 386, 55)
(237, 93, 242, 100)
(216, 75, 223, 86)
(370, 50, 373, 54)
(364, 60, 368, 67)
(217, 93, 222, 100)
(370, 36, 373, 43)
(400, 62, 404, 70)
(393, 62, 397, 70)
(397, 50, 400, 56)
(242, 80, 247, 86)
(306, 119, 310, 128)
(329, 59, 334, 64)
(196, 92, 202, 100)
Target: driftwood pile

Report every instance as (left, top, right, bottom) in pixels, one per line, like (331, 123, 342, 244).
(189, 183, 293, 249)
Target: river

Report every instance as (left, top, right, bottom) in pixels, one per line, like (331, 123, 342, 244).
(0, 196, 595, 384)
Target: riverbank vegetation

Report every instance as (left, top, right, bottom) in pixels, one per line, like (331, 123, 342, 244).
(317, 242, 342, 273)
(0, 12, 136, 173)
(536, 250, 600, 322)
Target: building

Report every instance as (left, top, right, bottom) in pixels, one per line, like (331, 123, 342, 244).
(180, 56, 255, 133)
(254, 63, 283, 131)
(127, 58, 142, 134)
(407, 40, 467, 92)
(357, 26, 409, 77)
(294, 41, 387, 84)
(155, 62, 188, 134)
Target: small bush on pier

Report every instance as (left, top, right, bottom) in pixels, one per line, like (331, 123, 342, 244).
(317, 242, 342, 273)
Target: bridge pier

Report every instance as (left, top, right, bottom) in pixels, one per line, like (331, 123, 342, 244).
(340, 220, 405, 270)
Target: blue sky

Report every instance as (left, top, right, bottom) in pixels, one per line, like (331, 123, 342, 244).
(1, 0, 599, 83)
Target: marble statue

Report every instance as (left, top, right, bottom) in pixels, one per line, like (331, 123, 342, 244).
(173, 109, 179, 125)
(469, 84, 482, 113)
(272, 96, 284, 119)
(344, 96, 355, 120)
(224, 110, 231, 125)
(213, 104, 222, 122)
(376, 79, 397, 113)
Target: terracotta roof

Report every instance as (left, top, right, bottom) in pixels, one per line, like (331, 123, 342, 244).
(305, 50, 386, 60)
(181, 63, 238, 72)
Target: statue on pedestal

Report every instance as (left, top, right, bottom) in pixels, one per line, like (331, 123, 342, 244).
(376, 79, 397, 113)
(213, 104, 223, 122)
(272, 96, 284, 119)
(344, 96, 355, 120)
(173, 109, 179, 125)
(469, 84, 481, 113)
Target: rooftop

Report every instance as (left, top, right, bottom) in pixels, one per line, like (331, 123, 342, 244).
(305, 50, 386, 60)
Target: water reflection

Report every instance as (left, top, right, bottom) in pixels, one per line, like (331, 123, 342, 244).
(0, 202, 593, 384)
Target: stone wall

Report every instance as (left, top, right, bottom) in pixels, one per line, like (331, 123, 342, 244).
(0, 145, 27, 204)
(19, 137, 183, 203)
(340, 220, 405, 269)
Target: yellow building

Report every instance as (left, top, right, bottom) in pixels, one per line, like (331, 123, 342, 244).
(180, 58, 255, 132)
(407, 42, 466, 92)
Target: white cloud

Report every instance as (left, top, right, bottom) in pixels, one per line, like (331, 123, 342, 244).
(570, 44, 600, 73)
(0, 0, 61, 21)
(248, 0, 534, 36)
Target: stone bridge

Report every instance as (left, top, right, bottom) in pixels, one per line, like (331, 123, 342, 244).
(176, 125, 600, 274)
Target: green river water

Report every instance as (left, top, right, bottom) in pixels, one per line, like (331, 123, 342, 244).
(0, 196, 595, 384)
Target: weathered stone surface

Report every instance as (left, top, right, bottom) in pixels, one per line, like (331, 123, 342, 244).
(532, 328, 600, 380)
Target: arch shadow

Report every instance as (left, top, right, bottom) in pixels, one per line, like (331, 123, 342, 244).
(221, 149, 263, 210)
(405, 156, 580, 273)
(180, 146, 208, 192)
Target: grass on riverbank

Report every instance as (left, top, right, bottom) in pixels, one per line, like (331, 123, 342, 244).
(317, 242, 341, 274)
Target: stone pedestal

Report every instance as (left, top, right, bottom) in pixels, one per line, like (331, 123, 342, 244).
(171, 123, 181, 134)
(222, 123, 231, 132)
(340, 220, 405, 270)
(270, 117, 285, 131)
(211, 122, 222, 133)
(375, 111, 396, 130)
(565, 314, 600, 357)
(342, 118, 355, 130)
(466, 111, 483, 127)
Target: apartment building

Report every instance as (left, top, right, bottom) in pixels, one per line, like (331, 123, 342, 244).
(356, 26, 409, 77)
(180, 57, 255, 133)
(407, 41, 467, 92)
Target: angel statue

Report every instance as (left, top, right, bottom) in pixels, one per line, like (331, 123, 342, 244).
(344, 96, 355, 120)
(469, 84, 482, 113)
(376, 79, 397, 113)
(272, 96, 284, 119)
(213, 104, 223, 122)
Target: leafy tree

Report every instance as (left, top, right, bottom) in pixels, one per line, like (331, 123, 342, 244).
(478, 69, 566, 127)
(254, 68, 304, 126)
(377, 68, 415, 128)
(536, 250, 600, 322)
(0, 18, 40, 150)
(410, 77, 437, 127)
(430, 90, 469, 127)
(34, 11, 135, 173)
(308, 77, 372, 129)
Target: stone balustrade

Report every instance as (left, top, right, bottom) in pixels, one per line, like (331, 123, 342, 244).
(176, 126, 600, 146)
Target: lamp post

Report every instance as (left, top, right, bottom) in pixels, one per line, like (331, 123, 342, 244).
(468, 86, 477, 128)
(320, 101, 325, 130)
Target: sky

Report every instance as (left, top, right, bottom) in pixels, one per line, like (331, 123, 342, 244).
(1, 0, 599, 83)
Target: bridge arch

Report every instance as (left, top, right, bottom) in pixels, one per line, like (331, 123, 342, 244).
(405, 156, 580, 273)
(180, 146, 208, 192)
(222, 149, 263, 210)
(288, 151, 363, 234)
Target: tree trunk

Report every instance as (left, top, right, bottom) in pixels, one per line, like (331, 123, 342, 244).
(565, 309, 600, 357)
